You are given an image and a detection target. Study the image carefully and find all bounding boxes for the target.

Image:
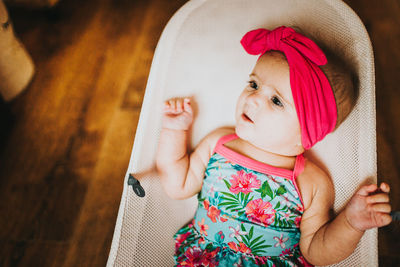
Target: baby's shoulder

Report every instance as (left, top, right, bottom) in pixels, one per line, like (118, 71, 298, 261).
(202, 126, 235, 151)
(300, 159, 331, 183)
(297, 158, 335, 210)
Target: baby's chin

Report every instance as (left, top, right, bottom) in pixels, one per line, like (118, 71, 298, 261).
(234, 124, 251, 143)
(235, 126, 304, 157)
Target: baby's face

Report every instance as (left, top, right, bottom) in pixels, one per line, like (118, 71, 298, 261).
(235, 52, 304, 156)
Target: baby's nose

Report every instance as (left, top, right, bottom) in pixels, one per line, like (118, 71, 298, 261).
(246, 92, 262, 108)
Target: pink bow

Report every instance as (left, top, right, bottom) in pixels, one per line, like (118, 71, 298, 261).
(240, 26, 337, 149)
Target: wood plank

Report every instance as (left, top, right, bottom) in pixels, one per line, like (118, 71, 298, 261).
(1, 0, 186, 265)
(0, 0, 110, 244)
(0, 240, 67, 266)
(62, 0, 187, 264)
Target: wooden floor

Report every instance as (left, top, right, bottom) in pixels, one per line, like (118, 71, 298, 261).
(0, 0, 399, 266)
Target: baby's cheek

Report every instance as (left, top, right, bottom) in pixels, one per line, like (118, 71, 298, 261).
(286, 116, 302, 139)
(290, 124, 302, 144)
(272, 119, 302, 150)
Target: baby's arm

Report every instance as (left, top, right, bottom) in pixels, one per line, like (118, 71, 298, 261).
(299, 163, 392, 265)
(156, 97, 229, 199)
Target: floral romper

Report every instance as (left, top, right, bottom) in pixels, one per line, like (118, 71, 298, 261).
(173, 134, 312, 266)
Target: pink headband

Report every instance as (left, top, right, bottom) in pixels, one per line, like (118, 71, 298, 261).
(240, 26, 337, 150)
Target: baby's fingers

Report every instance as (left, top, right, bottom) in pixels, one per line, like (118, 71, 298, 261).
(357, 184, 378, 196)
(164, 98, 192, 114)
(380, 182, 390, 193)
(164, 99, 174, 112)
(367, 193, 389, 204)
(371, 203, 392, 213)
(374, 213, 393, 227)
(164, 98, 182, 113)
(176, 98, 184, 112)
(183, 98, 193, 115)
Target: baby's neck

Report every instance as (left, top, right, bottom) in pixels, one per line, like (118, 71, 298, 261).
(224, 137, 297, 170)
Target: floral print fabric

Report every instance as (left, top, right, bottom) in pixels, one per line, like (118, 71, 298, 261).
(174, 134, 310, 266)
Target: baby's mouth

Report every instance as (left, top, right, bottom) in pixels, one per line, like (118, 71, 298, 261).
(241, 113, 254, 123)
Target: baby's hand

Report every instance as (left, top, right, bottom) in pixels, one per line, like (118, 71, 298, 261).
(345, 183, 392, 232)
(162, 97, 193, 130)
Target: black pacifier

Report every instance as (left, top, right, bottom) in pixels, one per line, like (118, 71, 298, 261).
(128, 173, 146, 197)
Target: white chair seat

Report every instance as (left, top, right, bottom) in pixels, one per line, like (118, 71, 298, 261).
(107, 1, 377, 266)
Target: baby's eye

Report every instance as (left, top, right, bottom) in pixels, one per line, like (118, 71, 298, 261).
(271, 96, 284, 107)
(248, 80, 258, 90)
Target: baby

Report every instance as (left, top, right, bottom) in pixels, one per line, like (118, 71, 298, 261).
(156, 26, 392, 266)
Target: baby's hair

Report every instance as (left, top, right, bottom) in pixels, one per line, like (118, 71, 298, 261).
(320, 49, 358, 130)
(288, 25, 359, 130)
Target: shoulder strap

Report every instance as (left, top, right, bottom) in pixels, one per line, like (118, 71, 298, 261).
(293, 153, 306, 180)
(213, 133, 238, 153)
